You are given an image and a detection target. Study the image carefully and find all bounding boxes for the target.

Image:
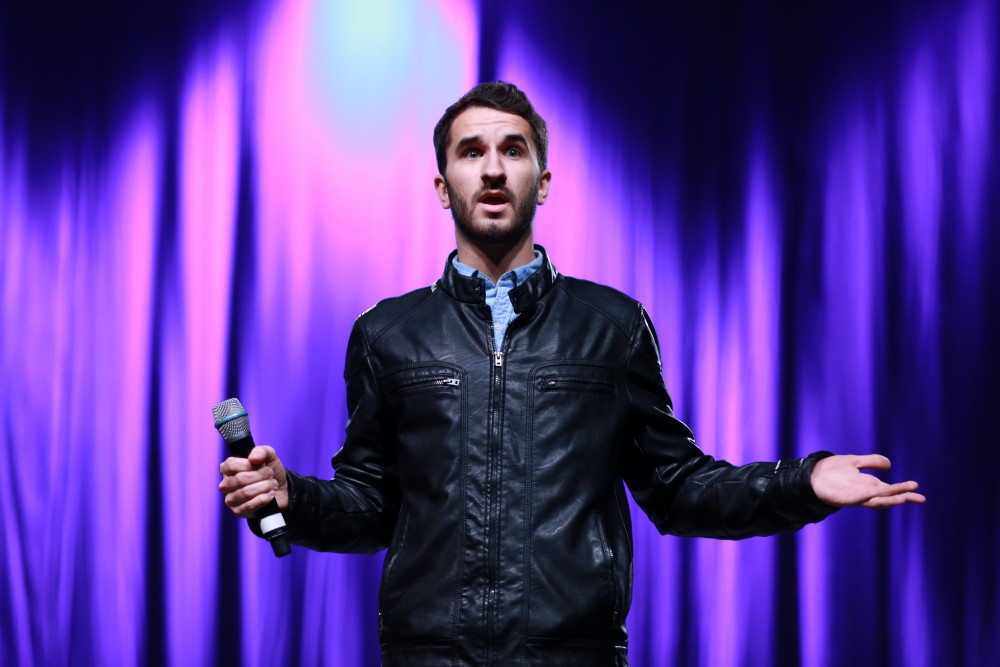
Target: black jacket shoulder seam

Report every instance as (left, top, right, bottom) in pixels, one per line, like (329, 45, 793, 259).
(554, 280, 637, 343)
(358, 286, 440, 346)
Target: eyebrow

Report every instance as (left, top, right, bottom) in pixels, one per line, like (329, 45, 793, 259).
(502, 133, 530, 147)
(454, 135, 482, 153)
(453, 133, 531, 153)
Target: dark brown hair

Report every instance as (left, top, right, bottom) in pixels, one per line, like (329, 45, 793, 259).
(433, 81, 548, 175)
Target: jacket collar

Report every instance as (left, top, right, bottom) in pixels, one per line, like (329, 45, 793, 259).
(437, 244, 559, 313)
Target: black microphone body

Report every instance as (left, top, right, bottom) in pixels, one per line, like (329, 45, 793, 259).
(213, 398, 292, 558)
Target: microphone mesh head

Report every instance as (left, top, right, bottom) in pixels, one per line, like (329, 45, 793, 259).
(212, 397, 250, 442)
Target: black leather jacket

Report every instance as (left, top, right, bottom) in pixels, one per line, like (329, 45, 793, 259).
(279, 246, 837, 666)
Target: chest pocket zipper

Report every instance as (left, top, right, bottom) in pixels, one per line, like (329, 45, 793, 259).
(537, 376, 615, 394)
(390, 376, 461, 395)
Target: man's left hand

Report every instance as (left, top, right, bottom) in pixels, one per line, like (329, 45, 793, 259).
(811, 454, 926, 509)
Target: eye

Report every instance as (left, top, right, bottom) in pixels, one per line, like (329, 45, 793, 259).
(505, 147, 523, 158)
(464, 149, 481, 159)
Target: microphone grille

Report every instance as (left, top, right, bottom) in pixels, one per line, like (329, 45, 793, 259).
(212, 397, 250, 442)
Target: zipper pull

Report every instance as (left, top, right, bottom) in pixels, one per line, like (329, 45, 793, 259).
(441, 378, 460, 386)
(494, 351, 503, 367)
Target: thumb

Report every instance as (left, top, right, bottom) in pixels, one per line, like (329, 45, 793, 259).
(853, 454, 892, 472)
(248, 445, 277, 466)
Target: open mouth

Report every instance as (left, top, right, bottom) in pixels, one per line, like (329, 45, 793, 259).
(478, 191, 511, 213)
(479, 192, 510, 206)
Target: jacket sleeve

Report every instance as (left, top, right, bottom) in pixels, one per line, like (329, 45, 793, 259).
(277, 317, 400, 553)
(620, 305, 838, 539)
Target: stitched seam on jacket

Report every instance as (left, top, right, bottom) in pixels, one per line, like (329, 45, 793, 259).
(554, 281, 635, 342)
(363, 286, 441, 345)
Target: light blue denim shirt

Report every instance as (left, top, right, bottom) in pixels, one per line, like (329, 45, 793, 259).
(452, 250, 544, 351)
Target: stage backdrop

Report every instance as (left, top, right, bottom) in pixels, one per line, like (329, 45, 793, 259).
(1, 0, 997, 665)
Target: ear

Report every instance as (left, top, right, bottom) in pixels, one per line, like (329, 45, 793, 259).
(434, 174, 451, 209)
(536, 169, 552, 205)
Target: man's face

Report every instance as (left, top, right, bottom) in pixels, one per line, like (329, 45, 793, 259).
(434, 107, 551, 248)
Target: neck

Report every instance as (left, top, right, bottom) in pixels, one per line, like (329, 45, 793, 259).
(455, 233, 536, 284)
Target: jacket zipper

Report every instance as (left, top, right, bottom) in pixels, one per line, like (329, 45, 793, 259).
(484, 326, 509, 665)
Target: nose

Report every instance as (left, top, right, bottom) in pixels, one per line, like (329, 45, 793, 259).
(481, 148, 506, 183)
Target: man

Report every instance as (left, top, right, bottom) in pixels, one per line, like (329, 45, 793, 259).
(219, 81, 924, 666)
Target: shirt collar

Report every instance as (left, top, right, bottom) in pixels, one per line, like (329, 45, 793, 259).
(437, 244, 559, 311)
(451, 249, 544, 290)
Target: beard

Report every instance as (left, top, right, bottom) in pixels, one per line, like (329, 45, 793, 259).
(447, 177, 540, 247)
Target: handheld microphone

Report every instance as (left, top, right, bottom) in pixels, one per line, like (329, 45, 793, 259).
(213, 397, 292, 557)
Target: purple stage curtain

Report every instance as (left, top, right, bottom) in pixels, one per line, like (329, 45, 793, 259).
(1, 1, 997, 665)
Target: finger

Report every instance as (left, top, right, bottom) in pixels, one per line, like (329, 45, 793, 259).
(863, 491, 927, 509)
(219, 457, 253, 476)
(230, 491, 277, 518)
(871, 480, 920, 497)
(225, 478, 279, 514)
(852, 454, 891, 471)
(219, 465, 275, 493)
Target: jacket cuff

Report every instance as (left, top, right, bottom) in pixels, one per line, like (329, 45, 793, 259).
(776, 450, 840, 523)
(283, 468, 310, 529)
